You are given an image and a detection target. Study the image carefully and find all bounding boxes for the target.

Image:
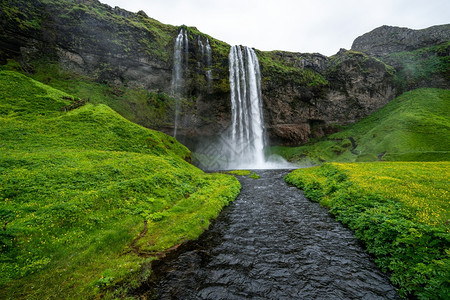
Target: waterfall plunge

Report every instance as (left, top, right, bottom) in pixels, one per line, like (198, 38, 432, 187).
(221, 45, 294, 170)
(171, 29, 188, 137)
(227, 45, 266, 169)
(170, 39, 293, 170)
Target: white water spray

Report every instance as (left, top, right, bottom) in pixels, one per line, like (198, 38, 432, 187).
(205, 38, 213, 88)
(227, 45, 266, 168)
(223, 45, 294, 170)
(194, 45, 293, 170)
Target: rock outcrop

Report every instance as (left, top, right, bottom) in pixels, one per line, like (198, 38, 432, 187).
(351, 24, 450, 57)
(260, 50, 396, 145)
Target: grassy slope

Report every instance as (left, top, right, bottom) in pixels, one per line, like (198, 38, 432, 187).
(383, 42, 450, 92)
(0, 70, 240, 299)
(3, 59, 178, 130)
(272, 88, 450, 164)
(286, 162, 449, 298)
(1, 0, 233, 131)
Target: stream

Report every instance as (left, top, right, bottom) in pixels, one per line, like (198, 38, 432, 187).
(135, 169, 399, 299)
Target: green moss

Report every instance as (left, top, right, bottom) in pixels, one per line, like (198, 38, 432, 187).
(226, 170, 252, 176)
(256, 50, 328, 87)
(224, 170, 260, 179)
(0, 0, 43, 31)
(0, 70, 240, 299)
(249, 172, 260, 179)
(3, 59, 177, 131)
(383, 42, 450, 92)
(328, 49, 396, 78)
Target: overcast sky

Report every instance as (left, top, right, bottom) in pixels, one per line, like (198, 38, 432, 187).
(99, 0, 449, 56)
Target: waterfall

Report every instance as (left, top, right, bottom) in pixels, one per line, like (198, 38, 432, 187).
(197, 36, 204, 71)
(194, 45, 293, 170)
(197, 36, 205, 56)
(228, 45, 266, 169)
(171, 28, 188, 137)
(205, 38, 213, 88)
(197, 36, 213, 89)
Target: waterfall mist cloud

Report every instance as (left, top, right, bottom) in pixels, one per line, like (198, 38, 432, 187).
(100, 0, 449, 56)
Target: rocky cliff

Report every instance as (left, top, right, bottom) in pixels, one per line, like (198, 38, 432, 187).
(259, 50, 396, 145)
(351, 25, 450, 92)
(351, 24, 450, 57)
(1, 0, 447, 148)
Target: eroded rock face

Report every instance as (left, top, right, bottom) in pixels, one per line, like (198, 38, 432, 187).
(351, 24, 450, 57)
(3, 1, 445, 147)
(0, 1, 175, 91)
(261, 50, 396, 145)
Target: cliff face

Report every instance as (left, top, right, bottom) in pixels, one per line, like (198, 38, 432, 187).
(1, 0, 446, 147)
(0, 0, 174, 89)
(260, 50, 396, 145)
(351, 24, 450, 57)
(351, 25, 450, 92)
(0, 0, 232, 143)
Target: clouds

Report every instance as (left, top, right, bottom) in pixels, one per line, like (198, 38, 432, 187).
(100, 0, 449, 56)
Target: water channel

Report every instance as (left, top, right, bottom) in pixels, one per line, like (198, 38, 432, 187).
(135, 169, 399, 299)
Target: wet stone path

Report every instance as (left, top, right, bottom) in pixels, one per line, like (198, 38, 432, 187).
(139, 170, 399, 299)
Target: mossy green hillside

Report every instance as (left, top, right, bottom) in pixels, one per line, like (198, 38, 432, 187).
(0, 70, 240, 299)
(327, 49, 396, 76)
(285, 162, 449, 298)
(257, 50, 328, 88)
(383, 42, 450, 92)
(272, 88, 450, 163)
(1, 0, 234, 130)
(51, 0, 177, 62)
(2, 59, 180, 131)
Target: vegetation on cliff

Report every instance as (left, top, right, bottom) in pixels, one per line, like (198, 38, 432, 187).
(1, 0, 415, 146)
(2, 59, 179, 130)
(0, 0, 240, 139)
(257, 50, 329, 88)
(0, 70, 240, 299)
(383, 42, 450, 92)
(285, 162, 449, 298)
(272, 88, 450, 164)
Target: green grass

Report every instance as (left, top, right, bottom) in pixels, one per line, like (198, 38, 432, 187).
(384, 42, 450, 92)
(1, 59, 177, 131)
(272, 88, 450, 164)
(257, 50, 328, 88)
(225, 170, 252, 176)
(286, 162, 449, 298)
(0, 70, 240, 299)
(224, 170, 261, 179)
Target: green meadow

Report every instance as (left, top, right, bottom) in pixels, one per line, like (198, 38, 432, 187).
(272, 88, 450, 164)
(0, 70, 240, 298)
(286, 162, 449, 298)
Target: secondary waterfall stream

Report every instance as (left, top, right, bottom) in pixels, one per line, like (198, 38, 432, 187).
(133, 170, 399, 299)
(171, 28, 188, 138)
